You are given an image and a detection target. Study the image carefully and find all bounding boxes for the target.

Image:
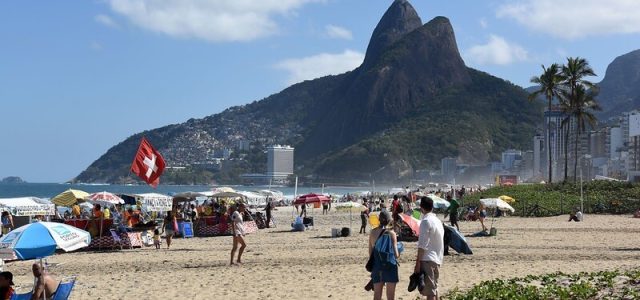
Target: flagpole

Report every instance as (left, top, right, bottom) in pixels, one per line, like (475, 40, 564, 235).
(292, 176, 298, 221)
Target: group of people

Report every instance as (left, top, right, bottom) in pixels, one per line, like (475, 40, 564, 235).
(366, 197, 445, 300)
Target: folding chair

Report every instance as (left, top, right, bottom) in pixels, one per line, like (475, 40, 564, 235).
(110, 229, 125, 250)
(51, 277, 76, 300)
(10, 292, 32, 300)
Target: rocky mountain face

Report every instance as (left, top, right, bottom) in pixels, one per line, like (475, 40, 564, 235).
(76, 0, 542, 184)
(598, 49, 640, 118)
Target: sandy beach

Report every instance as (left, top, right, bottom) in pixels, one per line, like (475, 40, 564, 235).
(6, 208, 640, 299)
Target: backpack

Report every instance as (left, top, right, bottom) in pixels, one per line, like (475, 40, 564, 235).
(372, 230, 397, 270)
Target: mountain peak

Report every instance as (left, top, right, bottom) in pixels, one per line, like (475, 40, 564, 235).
(598, 49, 640, 118)
(361, 0, 422, 70)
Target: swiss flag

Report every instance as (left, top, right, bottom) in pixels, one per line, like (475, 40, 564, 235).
(130, 137, 166, 188)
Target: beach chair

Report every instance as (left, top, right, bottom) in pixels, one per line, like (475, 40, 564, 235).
(9, 292, 32, 300)
(51, 277, 76, 300)
(110, 229, 125, 250)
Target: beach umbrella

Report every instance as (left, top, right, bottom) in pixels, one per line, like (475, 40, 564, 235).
(87, 191, 124, 206)
(424, 194, 450, 209)
(480, 198, 515, 213)
(51, 189, 89, 207)
(0, 222, 90, 260)
(499, 195, 515, 204)
(293, 193, 330, 205)
(398, 214, 421, 236)
(172, 191, 205, 202)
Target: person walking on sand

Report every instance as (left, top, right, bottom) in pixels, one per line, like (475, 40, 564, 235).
(414, 197, 444, 300)
(360, 199, 370, 234)
(368, 211, 400, 300)
(477, 203, 488, 232)
(230, 204, 247, 266)
(263, 198, 273, 228)
(446, 195, 459, 231)
(162, 211, 176, 249)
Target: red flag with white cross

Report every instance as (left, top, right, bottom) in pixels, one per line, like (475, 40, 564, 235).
(130, 137, 166, 188)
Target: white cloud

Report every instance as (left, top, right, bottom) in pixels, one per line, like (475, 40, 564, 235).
(497, 0, 640, 39)
(479, 18, 488, 29)
(104, 0, 319, 42)
(275, 50, 364, 85)
(94, 14, 119, 29)
(466, 35, 528, 65)
(325, 24, 353, 40)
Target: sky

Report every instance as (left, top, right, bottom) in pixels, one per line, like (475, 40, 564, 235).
(1, 0, 640, 183)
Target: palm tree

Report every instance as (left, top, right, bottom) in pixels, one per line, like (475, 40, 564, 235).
(529, 64, 563, 183)
(561, 57, 596, 182)
(562, 85, 601, 182)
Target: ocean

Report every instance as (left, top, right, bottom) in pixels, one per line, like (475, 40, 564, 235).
(0, 183, 390, 200)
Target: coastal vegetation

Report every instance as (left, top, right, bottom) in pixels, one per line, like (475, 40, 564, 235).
(464, 181, 640, 216)
(444, 269, 640, 300)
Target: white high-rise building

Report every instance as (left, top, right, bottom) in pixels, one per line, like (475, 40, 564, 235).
(441, 157, 457, 181)
(533, 134, 545, 179)
(609, 126, 623, 160)
(501, 149, 522, 170)
(267, 145, 294, 177)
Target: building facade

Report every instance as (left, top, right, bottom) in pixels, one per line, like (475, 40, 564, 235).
(267, 145, 294, 177)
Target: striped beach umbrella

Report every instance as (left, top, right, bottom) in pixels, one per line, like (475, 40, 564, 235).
(51, 189, 89, 207)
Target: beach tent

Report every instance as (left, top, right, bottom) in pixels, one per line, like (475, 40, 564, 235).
(51, 189, 89, 207)
(0, 222, 90, 260)
(0, 197, 55, 216)
(136, 193, 173, 212)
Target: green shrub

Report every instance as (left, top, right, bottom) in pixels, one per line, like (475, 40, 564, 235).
(463, 182, 640, 216)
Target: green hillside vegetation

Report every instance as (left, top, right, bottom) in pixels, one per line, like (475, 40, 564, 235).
(313, 69, 541, 180)
(464, 181, 640, 216)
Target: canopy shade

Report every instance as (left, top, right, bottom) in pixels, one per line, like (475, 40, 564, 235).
(136, 193, 173, 212)
(51, 189, 89, 207)
(0, 197, 55, 216)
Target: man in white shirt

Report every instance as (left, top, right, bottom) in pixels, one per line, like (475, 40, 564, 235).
(230, 203, 247, 266)
(415, 197, 444, 300)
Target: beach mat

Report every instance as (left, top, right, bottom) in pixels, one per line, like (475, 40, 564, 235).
(444, 225, 472, 254)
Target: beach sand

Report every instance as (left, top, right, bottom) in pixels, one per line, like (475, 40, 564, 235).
(6, 209, 640, 299)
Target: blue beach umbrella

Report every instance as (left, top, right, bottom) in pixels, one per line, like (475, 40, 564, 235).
(0, 222, 91, 260)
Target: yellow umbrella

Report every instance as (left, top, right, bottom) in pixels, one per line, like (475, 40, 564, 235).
(499, 195, 515, 204)
(51, 189, 89, 207)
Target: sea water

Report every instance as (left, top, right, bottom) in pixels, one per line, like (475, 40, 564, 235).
(0, 183, 391, 200)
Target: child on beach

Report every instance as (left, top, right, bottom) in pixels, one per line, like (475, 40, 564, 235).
(153, 229, 161, 249)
